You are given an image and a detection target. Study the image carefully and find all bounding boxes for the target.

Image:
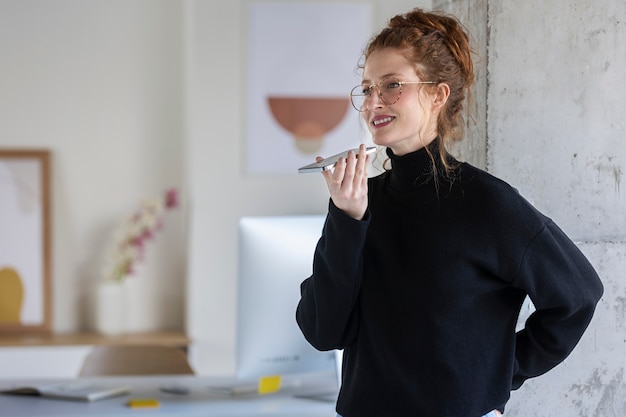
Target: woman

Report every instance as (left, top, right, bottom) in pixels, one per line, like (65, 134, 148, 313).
(296, 8, 603, 417)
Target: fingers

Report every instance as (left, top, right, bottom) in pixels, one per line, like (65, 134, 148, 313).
(355, 144, 369, 184)
(342, 145, 369, 188)
(324, 155, 346, 191)
(342, 150, 357, 184)
(317, 144, 370, 220)
(321, 144, 370, 187)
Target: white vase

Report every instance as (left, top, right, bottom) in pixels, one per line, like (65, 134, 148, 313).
(124, 277, 146, 333)
(95, 280, 128, 336)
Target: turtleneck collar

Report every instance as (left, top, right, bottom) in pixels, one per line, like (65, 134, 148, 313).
(386, 141, 444, 192)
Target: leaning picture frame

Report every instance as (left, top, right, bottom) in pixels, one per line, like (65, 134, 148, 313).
(0, 149, 52, 333)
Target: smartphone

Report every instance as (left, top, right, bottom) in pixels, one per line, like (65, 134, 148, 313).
(298, 146, 377, 174)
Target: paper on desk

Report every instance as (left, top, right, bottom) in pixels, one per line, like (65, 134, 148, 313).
(0, 381, 131, 402)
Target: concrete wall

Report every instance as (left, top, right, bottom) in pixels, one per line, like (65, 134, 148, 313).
(436, 0, 489, 170)
(434, 0, 626, 415)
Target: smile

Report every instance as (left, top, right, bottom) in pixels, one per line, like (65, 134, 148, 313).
(373, 116, 395, 126)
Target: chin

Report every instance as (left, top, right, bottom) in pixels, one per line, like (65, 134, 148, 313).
(371, 134, 392, 147)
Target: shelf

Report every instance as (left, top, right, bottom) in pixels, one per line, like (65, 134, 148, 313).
(0, 331, 190, 348)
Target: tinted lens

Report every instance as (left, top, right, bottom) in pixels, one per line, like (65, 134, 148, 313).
(379, 78, 401, 105)
(350, 78, 403, 111)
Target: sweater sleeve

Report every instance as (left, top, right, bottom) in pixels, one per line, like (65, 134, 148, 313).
(511, 220, 604, 389)
(295, 200, 369, 351)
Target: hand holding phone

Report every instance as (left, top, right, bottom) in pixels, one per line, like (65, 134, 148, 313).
(298, 146, 376, 173)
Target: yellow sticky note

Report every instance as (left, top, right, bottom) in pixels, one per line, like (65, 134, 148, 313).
(127, 398, 160, 408)
(257, 375, 281, 395)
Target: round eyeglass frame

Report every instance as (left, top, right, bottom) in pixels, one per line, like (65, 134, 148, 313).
(349, 78, 438, 112)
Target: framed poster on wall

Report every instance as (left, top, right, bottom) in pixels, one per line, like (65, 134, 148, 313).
(246, 2, 372, 174)
(0, 149, 52, 334)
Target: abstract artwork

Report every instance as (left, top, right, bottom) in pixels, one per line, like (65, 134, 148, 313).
(0, 150, 51, 333)
(247, 2, 371, 174)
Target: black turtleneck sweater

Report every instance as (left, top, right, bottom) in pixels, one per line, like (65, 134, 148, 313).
(296, 145, 603, 417)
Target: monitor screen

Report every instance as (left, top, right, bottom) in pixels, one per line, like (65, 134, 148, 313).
(236, 215, 336, 380)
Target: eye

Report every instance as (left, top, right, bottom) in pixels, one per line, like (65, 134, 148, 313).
(382, 79, 401, 90)
(360, 85, 372, 96)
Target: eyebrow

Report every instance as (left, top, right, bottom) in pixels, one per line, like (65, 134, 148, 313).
(361, 73, 404, 84)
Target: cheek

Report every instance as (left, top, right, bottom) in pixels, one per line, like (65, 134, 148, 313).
(408, 99, 433, 125)
(412, 93, 431, 114)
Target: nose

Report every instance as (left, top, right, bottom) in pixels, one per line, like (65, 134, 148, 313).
(365, 86, 384, 110)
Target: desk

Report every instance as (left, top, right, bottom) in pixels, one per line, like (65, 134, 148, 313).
(0, 375, 337, 417)
(0, 331, 190, 348)
(0, 331, 191, 379)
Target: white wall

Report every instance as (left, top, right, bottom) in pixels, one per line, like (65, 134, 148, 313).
(185, 0, 432, 375)
(0, 0, 431, 367)
(0, 0, 186, 333)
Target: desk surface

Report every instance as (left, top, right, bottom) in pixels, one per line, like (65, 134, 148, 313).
(0, 375, 337, 417)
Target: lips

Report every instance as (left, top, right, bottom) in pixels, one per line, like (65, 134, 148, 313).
(372, 116, 395, 127)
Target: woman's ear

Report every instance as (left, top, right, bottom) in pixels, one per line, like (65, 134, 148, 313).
(432, 83, 450, 109)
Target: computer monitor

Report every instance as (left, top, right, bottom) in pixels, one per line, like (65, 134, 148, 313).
(236, 215, 336, 381)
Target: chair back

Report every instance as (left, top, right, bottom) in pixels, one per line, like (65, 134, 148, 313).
(79, 345, 194, 376)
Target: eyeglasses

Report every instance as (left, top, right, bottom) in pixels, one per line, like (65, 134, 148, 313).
(349, 77, 437, 112)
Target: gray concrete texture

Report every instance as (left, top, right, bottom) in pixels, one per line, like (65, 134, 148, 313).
(432, 0, 626, 415)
